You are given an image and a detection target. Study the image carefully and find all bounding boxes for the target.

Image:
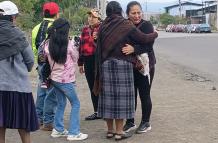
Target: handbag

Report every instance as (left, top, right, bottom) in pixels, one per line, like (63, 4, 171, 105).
(41, 60, 55, 88)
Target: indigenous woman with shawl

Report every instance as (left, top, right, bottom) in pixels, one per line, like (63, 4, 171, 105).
(95, 1, 158, 141)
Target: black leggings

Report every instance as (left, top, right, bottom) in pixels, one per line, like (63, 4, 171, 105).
(84, 55, 99, 112)
(127, 69, 152, 123)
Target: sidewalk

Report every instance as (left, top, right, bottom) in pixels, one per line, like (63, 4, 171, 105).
(5, 54, 218, 143)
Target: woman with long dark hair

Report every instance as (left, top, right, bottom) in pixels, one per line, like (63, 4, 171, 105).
(44, 18, 88, 141)
(123, 1, 155, 134)
(95, 1, 158, 141)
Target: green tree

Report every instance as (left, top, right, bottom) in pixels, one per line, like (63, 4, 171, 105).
(0, 0, 97, 31)
(159, 13, 174, 27)
(150, 16, 158, 25)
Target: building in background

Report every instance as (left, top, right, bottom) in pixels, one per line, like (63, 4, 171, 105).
(165, 2, 202, 17)
(165, 1, 217, 29)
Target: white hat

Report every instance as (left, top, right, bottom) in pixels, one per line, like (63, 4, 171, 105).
(0, 1, 19, 16)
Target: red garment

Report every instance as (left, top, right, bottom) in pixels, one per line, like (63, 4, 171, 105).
(78, 24, 100, 66)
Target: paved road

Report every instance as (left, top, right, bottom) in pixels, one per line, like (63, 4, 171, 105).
(155, 31, 218, 84)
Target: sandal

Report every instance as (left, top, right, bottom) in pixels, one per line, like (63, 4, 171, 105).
(114, 132, 132, 141)
(106, 131, 115, 139)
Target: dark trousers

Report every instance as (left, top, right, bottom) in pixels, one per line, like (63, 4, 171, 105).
(149, 66, 155, 88)
(127, 69, 152, 123)
(84, 55, 99, 112)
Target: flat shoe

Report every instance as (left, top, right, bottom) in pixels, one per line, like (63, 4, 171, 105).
(106, 132, 115, 139)
(114, 132, 132, 141)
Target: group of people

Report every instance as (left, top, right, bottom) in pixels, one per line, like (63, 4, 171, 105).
(0, 0, 158, 143)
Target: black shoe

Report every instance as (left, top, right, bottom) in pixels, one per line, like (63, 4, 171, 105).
(123, 122, 137, 133)
(136, 122, 151, 134)
(85, 113, 101, 120)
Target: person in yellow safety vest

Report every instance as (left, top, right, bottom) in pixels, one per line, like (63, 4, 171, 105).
(32, 1, 59, 131)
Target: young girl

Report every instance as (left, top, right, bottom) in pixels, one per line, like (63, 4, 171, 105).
(44, 18, 88, 141)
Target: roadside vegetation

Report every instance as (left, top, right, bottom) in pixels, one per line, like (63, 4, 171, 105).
(0, 0, 96, 34)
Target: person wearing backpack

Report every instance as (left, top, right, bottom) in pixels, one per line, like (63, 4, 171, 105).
(32, 1, 59, 131)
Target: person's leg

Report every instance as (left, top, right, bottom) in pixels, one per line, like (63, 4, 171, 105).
(42, 88, 57, 129)
(136, 75, 152, 133)
(105, 119, 114, 138)
(35, 82, 47, 125)
(0, 128, 6, 143)
(124, 70, 138, 132)
(61, 83, 80, 135)
(149, 66, 155, 88)
(52, 84, 67, 133)
(106, 119, 114, 132)
(18, 129, 31, 143)
(115, 119, 132, 140)
(138, 75, 152, 123)
(115, 119, 124, 134)
(57, 82, 88, 141)
(84, 55, 100, 120)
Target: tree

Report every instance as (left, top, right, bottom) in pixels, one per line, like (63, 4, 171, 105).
(150, 16, 158, 25)
(159, 13, 175, 27)
(0, 0, 97, 31)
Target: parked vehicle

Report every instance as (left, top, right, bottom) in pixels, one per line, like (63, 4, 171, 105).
(195, 24, 211, 33)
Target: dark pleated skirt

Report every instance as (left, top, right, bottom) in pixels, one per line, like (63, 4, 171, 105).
(98, 59, 135, 119)
(0, 91, 39, 132)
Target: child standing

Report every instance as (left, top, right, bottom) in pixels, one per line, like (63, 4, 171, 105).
(44, 18, 88, 141)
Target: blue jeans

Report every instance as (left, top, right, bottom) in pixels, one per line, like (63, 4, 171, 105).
(50, 80, 80, 135)
(35, 65, 57, 125)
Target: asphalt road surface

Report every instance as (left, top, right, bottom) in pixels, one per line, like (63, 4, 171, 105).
(156, 31, 218, 84)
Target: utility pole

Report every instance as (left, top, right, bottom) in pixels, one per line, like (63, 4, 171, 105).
(217, 0, 218, 29)
(97, 0, 100, 9)
(145, 0, 148, 20)
(99, 0, 107, 19)
(179, 0, 182, 17)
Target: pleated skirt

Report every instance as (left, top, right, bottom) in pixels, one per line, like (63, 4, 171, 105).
(0, 91, 39, 132)
(98, 59, 135, 119)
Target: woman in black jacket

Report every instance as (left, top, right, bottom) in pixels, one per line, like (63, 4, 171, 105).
(122, 1, 156, 134)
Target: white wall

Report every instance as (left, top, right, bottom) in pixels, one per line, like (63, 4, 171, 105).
(169, 5, 201, 16)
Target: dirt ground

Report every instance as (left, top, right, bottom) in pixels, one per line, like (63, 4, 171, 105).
(5, 53, 218, 143)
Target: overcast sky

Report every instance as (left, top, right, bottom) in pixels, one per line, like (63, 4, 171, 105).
(108, 0, 204, 12)
(112, 0, 202, 4)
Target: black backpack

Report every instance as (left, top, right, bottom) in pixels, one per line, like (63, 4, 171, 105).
(35, 20, 50, 64)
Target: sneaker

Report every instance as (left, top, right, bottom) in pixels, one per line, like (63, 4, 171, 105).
(85, 113, 101, 120)
(123, 122, 137, 133)
(67, 133, 88, 141)
(136, 122, 151, 134)
(51, 129, 68, 138)
(41, 123, 53, 131)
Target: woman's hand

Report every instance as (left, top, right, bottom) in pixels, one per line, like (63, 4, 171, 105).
(122, 44, 135, 55)
(93, 32, 98, 40)
(79, 66, 85, 74)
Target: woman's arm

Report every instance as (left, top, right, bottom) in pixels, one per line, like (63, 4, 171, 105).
(129, 27, 158, 44)
(21, 44, 34, 72)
